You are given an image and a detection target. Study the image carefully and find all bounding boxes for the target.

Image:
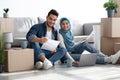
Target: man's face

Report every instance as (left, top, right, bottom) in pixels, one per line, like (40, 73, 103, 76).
(46, 14, 57, 28)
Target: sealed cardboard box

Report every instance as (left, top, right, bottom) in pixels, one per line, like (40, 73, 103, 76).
(101, 37, 120, 56)
(4, 48, 34, 72)
(114, 43, 120, 53)
(101, 18, 120, 38)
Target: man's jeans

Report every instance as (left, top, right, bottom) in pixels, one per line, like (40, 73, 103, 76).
(28, 42, 67, 64)
(61, 42, 105, 64)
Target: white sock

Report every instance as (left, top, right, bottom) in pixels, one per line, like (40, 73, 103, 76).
(35, 61, 43, 69)
(43, 58, 53, 70)
(104, 56, 112, 63)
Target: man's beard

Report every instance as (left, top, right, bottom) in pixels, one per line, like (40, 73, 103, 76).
(46, 22, 53, 28)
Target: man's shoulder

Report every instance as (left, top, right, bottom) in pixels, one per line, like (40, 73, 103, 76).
(32, 22, 45, 28)
(33, 22, 44, 26)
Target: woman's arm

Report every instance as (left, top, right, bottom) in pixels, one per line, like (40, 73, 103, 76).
(58, 33, 75, 62)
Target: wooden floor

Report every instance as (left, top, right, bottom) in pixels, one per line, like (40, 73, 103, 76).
(0, 63, 120, 80)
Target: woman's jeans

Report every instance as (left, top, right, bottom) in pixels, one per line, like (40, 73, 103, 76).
(61, 42, 105, 64)
(28, 42, 67, 64)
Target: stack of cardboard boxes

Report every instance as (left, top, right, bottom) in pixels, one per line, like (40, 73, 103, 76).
(101, 0, 120, 56)
(101, 18, 120, 55)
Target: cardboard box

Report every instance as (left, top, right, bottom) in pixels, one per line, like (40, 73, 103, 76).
(101, 37, 120, 56)
(114, 0, 120, 17)
(4, 48, 34, 72)
(101, 18, 120, 38)
(0, 18, 14, 35)
(114, 43, 120, 53)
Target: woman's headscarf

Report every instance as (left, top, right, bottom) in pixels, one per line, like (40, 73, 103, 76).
(59, 17, 75, 52)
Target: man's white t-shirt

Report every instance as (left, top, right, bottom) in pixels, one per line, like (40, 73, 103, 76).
(46, 30, 52, 39)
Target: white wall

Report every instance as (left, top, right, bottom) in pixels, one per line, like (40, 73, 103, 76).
(0, 0, 107, 23)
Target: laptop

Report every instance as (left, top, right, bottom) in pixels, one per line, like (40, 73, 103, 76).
(77, 53, 97, 67)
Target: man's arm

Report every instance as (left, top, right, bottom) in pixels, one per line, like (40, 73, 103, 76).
(26, 24, 39, 41)
(30, 37, 47, 44)
(26, 24, 47, 44)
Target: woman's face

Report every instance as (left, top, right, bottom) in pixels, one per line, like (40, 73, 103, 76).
(61, 20, 70, 31)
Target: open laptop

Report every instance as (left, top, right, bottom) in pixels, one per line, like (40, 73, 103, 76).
(77, 53, 97, 67)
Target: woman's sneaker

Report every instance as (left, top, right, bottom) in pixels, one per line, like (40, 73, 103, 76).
(35, 61, 43, 69)
(110, 50, 120, 64)
(43, 59, 53, 70)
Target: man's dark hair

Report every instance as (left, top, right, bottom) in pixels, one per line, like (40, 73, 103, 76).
(47, 9, 59, 17)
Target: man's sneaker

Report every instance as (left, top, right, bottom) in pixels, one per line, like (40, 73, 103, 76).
(110, 50, 120, 64)
(35, 61, 43, 69)
(43, 59, 53, 70)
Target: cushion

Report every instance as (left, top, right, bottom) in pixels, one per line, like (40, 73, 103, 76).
(14, 17, 38, 39)
(70, 19, 83, 36)
(83, 23, 100, 35)
(13, 17, 38, 47)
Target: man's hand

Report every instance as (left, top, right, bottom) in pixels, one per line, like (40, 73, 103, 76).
(39, 37, 48, 44)
(50, 50, 56, 54)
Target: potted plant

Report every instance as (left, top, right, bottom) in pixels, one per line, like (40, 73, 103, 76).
(0, 37, 4, 73)
(0, 34, 4, 73)
(3, 8, 9, 18)
(103, 0, 118, 17)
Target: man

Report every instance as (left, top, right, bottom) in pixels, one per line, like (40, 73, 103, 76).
(26, 9, 67, 70)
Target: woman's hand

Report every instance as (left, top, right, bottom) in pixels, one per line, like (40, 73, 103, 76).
(73, 61, 79, 66)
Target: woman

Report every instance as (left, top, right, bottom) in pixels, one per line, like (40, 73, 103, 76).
(58, 17, 120, 65)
